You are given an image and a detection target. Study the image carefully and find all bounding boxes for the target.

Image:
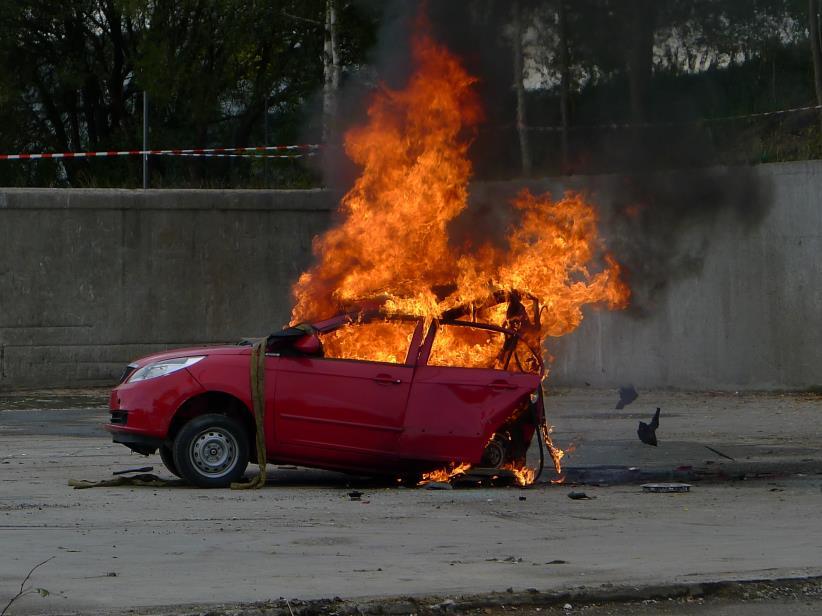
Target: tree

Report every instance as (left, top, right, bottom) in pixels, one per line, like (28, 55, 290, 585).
(323, 0, 341, 143)
(512, 0, 532, 176)
(810, 0, 822, 129)
(625, 0, 658, 122)
(557, 0, 570, 170)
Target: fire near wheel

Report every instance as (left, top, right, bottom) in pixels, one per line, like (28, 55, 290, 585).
(480, 433, 511, 468)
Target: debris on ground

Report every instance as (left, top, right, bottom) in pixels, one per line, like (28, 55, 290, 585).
(348, 491, 363, 501)
(425, 481, 454, 490)
(112, 466, 153, 476)
(642, 483, 692, 493)
(637, 407, 661, 446)
(704, 444, 736, 460)
(567, 491, 592, 500)
(68, 474, 179, 489)
(615, 385, 638, 409)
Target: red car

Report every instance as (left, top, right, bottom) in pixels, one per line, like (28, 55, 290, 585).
(106, 311, 545, 487)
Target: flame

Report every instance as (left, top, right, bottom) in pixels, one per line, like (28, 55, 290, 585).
(291, 30, 628, 373)
(540, 424, 565, 475)
(419, 462, 472, 484)
(290, 25, 629, 480)
(501, 463, 536, 487)
(321, 320, 417, 364)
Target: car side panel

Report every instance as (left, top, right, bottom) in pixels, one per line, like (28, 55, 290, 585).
(273, 357, 412, 467)
(398, 366, 539, 464)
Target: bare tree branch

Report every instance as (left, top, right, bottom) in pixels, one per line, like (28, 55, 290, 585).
(282, 11, 321, 27)
(1, 556, 55, 616)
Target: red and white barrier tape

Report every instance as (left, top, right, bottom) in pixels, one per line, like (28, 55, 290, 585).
(0, 144, 320, 161)
(157, 151, 315, 159)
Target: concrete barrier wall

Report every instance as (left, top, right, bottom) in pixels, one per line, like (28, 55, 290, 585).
(0, 189, 335, 388)
(548, 161, 822, 390)
(1, 160, 820, 390)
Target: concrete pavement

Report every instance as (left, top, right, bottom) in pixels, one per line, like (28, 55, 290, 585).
(0, 388, 820, 614)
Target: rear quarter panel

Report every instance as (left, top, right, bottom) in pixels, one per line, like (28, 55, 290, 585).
(398, 366, 539, 464)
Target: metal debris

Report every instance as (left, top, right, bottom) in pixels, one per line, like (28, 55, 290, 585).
(616, 385, 638, 409)
(112, 466, 153, 476)
(642, 483, 691, 493)
(638, 407, 661, 446)
(704, 445, 736, 461)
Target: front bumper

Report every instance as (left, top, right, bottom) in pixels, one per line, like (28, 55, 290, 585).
(106, 367, 206, 450)
(103, 425, 166, 455)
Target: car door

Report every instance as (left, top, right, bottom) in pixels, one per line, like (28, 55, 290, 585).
(272, 319, 422, 468)
(398, 321, 540, 464)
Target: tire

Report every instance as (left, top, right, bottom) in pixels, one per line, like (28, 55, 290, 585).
(480, 433, 510, 468)
(172, 414, 249, 488)
(159, 444, 181, 478)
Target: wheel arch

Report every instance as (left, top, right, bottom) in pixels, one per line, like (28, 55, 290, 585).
(168, 391, 257, 457)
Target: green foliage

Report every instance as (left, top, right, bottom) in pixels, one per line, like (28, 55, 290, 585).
(0, 0, 379, 187)
(0, 0, 819, 186)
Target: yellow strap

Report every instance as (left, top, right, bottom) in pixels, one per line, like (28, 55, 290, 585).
(231, 338, 268, 489)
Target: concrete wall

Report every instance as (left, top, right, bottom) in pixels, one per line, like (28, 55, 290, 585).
(1, 160, 820, 390)
(549, 161, 822, 390)
(0, 189, 335, 388)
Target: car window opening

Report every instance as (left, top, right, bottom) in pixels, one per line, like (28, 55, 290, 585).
(320, 320, 418, 365)
(428, 324, 538, 373)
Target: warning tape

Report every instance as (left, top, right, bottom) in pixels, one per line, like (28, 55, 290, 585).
(156, 151, 315, 159)
(6, 101, 820, 158)
(0, 144, 320, 161)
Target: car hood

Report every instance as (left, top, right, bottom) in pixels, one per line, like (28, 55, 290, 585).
(128, 345, 251, 368)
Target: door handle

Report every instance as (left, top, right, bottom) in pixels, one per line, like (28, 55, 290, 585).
(490, 380, 517, 390)
(374, 374, 402, 385)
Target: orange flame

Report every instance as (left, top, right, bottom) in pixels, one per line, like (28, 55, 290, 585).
(291, 31, 628, 372)
(290, 27, 628, 480)
(419, 462, 472, 484)
(501, 463, 537, 487)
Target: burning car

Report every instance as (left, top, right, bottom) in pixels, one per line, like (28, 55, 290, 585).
(106, 28, 631, 489)
(106, 308, 549, 488)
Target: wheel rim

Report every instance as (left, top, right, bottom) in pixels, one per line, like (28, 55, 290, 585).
(189, 427, 239, 478)
(482, 438, 506, 468)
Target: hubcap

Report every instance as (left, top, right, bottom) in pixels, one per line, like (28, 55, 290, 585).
(189, 428, 238, 477)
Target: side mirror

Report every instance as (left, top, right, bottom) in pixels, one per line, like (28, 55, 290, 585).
(293, 333, 322, 355)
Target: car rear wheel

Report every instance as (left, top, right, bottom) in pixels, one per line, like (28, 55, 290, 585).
(173, 414, 249, 488)
(480, 433, 510, 468)
(159, 444, 181, 477)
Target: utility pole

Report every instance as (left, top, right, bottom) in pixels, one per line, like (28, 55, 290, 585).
(264, 96, 269, 188)
(142, 91, 149, 190)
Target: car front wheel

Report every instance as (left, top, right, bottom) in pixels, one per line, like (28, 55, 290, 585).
(173, 414, 249, 488)
(159, 444, 181, 478)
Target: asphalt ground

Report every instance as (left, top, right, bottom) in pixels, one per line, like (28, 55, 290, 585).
(0, 387, 821, 615)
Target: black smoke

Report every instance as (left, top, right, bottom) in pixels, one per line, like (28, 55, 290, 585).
(321, 0, 774, 314)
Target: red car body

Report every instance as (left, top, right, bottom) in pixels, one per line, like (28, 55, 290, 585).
(106, 313, 544, 487)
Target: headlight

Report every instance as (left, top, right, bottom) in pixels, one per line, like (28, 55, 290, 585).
(128, 356, 205, 382)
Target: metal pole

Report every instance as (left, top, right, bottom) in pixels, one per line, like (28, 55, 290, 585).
(263, 96, 269, 188)
(142, 91, 149, 190)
